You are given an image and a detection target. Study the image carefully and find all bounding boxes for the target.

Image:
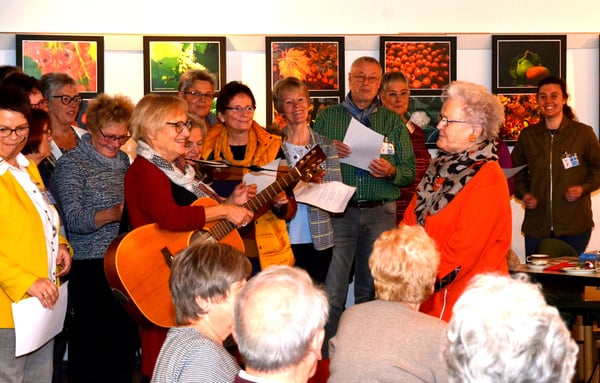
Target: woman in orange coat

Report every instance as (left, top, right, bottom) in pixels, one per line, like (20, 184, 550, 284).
(403, 81, 512, 321)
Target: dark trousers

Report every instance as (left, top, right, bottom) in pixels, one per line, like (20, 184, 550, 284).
(292, 243, 333, 285)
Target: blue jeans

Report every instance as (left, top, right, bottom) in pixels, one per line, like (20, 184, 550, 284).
(323, 201, 396, 357)
(525, 230, 592, 257)
(0, 329, 53, 383)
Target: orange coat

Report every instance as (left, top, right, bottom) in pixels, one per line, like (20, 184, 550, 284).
(403, 162, 512, 321)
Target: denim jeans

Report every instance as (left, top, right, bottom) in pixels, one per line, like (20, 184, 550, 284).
(525, 229, 592, 257)
(323, 201, 396, 357)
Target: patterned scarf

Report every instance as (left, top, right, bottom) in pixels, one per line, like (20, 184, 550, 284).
(414, 140, 497, 226)
(342, 93, 379, 126)
(136, 140, 208, 198)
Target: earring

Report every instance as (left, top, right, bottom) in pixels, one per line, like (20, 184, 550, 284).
(468, 134, 476, 142)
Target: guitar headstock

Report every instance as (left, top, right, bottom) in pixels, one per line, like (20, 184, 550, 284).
(295, 145, 326, 182)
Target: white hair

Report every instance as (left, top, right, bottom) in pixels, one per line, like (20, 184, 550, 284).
(445, 273, 578, 383)
(234, 266, 329, 372)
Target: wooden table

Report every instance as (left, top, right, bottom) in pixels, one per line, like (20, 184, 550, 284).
(512, 260, 600, 382)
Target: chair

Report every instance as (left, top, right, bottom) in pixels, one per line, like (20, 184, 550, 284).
(535, 238, 579, 258)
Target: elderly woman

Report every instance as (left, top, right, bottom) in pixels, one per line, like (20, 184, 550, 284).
(124, 93, 254, 380)
(272, 76, 342, 283)
(446, 273, 578, 383)
(379, 72, 431, 223)
(0, 88, 71, 382)
(152, 242, 251, 383)
(402, 81, 512, 321)
(203, 81, 291, 273)
(53, 93, 138, 383)
(328, 225, 448, 382)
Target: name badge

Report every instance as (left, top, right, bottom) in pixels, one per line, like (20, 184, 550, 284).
(380, 141, 395, 155)
(561, 152, 580, 170)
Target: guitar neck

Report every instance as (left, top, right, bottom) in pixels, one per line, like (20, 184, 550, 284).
(208, 167, 302, 242)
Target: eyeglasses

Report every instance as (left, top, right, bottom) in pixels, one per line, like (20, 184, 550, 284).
(31, 99, 49, 109)
(99, 129, 130, 144)
(184, 91, 214, 101)
(53, 95, 83, 105)
(166, 120, 192, 133)
(0, 125, 29, 138)
(351, 74, 381, 84)
(437, 115, 471, 127)
(385, 90, 410, 98)
(225, 106, 256, 114)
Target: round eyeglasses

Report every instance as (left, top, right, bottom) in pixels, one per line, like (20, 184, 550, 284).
(166, 120, 192, 133)
(0, 125, 29, 138)
(53, 95, 83, 105)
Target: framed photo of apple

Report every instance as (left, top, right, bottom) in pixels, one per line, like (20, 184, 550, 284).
(491, 35, 566, 94)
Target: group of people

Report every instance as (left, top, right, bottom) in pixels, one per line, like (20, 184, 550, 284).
(1, 50, 598, 383)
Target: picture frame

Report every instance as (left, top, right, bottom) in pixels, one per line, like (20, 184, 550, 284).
(497, 94, 541, 144)
(379, 36, 457, 96)
(265, 36, 345, 127)
(408, 95, 444, 148)
(491, 34, 566, 94)
(143, 36, 226, 95)
(16, 34, 104, 99)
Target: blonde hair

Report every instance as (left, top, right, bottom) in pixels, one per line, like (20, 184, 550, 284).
(130, 94, 187, 142)
(369, 224, 440, 304)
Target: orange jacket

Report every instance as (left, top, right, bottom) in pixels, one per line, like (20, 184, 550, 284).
(403, 162, 512, 321)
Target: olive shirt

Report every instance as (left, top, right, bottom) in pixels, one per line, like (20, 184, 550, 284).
(313, 103, 415, 202)
(512, 117, 600, 237)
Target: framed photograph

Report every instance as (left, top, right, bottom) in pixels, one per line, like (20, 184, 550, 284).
(492, 34, 566, 94)
(265, 36, 345, 127)
(143, 36, 226, 94)
(408, 95, 443, 148)
(380, 36, 457, 96)
(16, 34, 104, 98)
(497, 94, 541, 144)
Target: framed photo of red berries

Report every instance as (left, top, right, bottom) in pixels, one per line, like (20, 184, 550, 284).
(16, 34, 104, 99)
(379, 36, 457, 96)
(491, 35, 566, 94)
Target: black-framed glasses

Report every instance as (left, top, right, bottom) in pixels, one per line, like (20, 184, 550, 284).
(0, 125, 29, 138)
(99, 129, 130, 144)
(184, 91, 214, 101)
(437, 115, 471, 128)
(31, 99, 49, 109)
(351, 74, 381, 84)
(166, 120, 192, 133)
(53, 95, 83, 105)
(225, 106, 256, 114)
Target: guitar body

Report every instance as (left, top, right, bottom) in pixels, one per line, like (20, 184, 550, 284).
(104, 198, 244, 328)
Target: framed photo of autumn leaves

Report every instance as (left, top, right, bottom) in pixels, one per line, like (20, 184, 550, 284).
(265, 36, 345, 129)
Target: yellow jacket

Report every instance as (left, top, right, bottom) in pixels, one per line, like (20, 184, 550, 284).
(0, 159, 69, 328)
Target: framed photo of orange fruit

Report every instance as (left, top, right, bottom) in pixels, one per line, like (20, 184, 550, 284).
(16, 34, 104, 99)
(379, 36, 457, 96)
(265, 36, 345, 128)
(492, 35, 566, 94)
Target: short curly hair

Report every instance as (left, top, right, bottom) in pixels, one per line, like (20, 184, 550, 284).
(85, 93, 134, 134)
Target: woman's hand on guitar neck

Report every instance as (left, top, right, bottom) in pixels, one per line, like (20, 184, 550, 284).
(205, 203, 254, 228)
(226, 181, 257, 205)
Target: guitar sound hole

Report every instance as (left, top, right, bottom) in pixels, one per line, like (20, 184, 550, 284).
(191, 230, 216, 245)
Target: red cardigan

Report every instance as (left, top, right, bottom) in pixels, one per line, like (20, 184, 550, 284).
(124, 156, 206, 231)
(403, 162, 512, 321)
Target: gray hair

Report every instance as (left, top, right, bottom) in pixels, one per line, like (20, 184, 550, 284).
(178, 69, 217, 93)
(41, 72, 77, 99)
(379, 71, 410, 93)
(234, 266, 329, 372)
(443, 81, 504, 140)
(445, 273, 578, 383)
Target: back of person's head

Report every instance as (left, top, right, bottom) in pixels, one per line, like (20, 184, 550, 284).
(178, 69, 217, 93)
(445, 273, 578, 383)
(537, 76, 575, 120)
(170, 242, 251, 325)
(216, 81, 256, 115)
(369, 224, 439, 304)
(234, 266, 328, 372)
(130, 93, 187, 142)
(85, 93, 134, 134)
(41, 72, 77, 99)
(22, 108, 49, 155)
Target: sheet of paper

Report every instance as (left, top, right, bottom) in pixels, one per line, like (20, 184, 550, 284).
(243, 159, 280, 193)
(12, 282, 68, 357)
(293, 180, 356, 214)
(340, 118, 384, 171)
(503, 164, 527, 179)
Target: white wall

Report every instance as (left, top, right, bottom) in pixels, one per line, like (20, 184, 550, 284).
(1, 0, 600, 259)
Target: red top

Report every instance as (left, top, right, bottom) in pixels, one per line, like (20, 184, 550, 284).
(403, 162, 512, 321)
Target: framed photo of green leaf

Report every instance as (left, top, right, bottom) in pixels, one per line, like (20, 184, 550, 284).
(143, 36, 226, 95)
(16, 34, 104, 99)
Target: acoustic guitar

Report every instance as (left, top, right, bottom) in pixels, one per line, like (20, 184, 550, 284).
(104, 145, 326, 328)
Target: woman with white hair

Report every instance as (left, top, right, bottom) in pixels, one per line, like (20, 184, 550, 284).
(446, 273, 578, 383)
